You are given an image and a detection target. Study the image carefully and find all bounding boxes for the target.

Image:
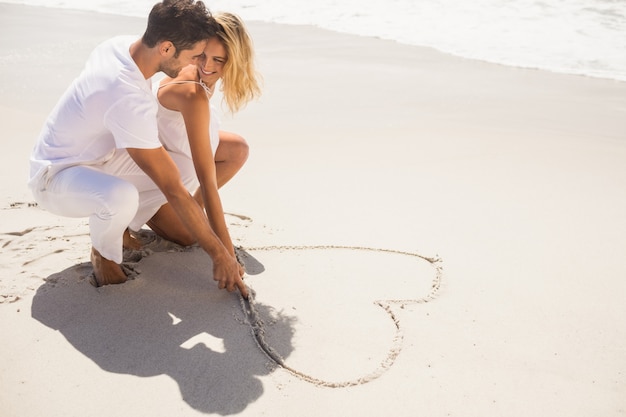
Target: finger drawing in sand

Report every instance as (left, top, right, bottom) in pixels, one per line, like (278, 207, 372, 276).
(27, 1, 259, 298)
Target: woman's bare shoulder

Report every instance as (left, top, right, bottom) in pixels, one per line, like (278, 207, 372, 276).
(158, 66, 205, 109)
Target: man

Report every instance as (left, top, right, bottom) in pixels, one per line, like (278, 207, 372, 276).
(28, 0, 248, 298)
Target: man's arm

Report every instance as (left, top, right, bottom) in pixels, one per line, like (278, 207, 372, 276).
(127, 146, 248, 298)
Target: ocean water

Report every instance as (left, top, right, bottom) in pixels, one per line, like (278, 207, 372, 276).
(3, 0, 625, 82)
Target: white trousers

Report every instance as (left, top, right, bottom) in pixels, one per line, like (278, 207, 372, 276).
(31, 149, 198, 264)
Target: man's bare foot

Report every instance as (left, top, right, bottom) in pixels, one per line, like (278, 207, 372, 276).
(90, 247, 127, 287)
(123, 228, 142, 251)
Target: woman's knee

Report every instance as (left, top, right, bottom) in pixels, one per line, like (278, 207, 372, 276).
(235, 135, 249, 162)
(218, 131, 249, 164)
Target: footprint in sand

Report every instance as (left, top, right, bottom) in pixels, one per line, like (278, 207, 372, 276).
(0, 202, 92, 301)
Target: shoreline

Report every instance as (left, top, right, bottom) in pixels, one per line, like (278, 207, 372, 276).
(2, 1, 625, 83)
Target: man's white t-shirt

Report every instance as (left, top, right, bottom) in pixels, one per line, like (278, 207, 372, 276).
(29, 36, 161, 188)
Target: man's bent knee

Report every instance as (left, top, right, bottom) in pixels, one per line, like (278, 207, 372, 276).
(95, 180, 139, 221)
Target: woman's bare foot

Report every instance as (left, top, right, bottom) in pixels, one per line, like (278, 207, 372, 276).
(90, 247, 127, 287)
(123, 228, 142, 250)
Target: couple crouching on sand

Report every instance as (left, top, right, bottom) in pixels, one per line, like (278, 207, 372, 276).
(28, 0, 261, 299)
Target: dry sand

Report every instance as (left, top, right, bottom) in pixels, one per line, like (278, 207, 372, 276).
(1, 3, 625, 416)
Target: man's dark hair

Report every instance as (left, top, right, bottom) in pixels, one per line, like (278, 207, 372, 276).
(142, 0, 219, 55)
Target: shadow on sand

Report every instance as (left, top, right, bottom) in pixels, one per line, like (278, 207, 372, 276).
(31, 235, 295, 415)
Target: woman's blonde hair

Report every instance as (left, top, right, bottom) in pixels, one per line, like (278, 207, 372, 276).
(214, 12, 262, 113)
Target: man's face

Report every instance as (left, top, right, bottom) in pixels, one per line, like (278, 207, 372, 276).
(160, 40, 207, 78)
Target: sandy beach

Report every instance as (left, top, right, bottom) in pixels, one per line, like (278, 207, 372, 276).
(1, 3, 625, 416)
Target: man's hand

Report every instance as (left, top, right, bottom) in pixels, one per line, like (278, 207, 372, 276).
(213, 254, 248, 299)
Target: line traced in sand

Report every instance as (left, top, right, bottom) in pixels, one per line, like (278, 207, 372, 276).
(237, 244, 443, 388)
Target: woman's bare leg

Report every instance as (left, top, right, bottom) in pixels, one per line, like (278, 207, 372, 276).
(123, 228, 142, 250)
(146, 201, 197, 246)
(214, 131, 249, 188)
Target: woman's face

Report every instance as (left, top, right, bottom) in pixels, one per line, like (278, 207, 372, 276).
(197, 37, 226, 85)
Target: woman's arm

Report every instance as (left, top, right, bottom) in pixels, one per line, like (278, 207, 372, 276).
(178, 89, 238, 259)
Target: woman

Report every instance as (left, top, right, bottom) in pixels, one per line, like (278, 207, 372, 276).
(147, 12, 261, 278)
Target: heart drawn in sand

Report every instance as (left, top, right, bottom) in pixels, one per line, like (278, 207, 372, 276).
(236, 245, 443, 388)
